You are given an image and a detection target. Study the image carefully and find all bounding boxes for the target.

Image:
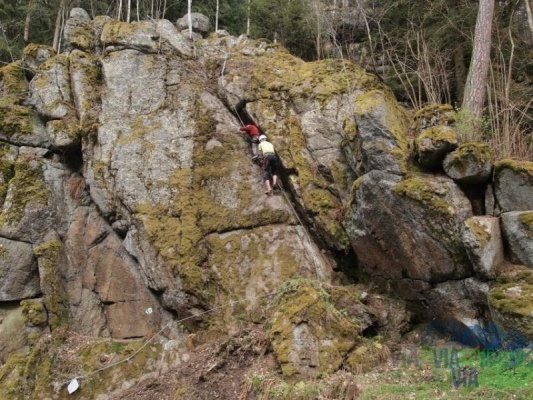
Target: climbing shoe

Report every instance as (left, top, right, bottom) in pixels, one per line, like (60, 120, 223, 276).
(265, 190, 273, 196)
(252, 155, 259, 162)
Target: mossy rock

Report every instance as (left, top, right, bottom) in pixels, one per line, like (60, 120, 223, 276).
(101, 21, 159, 52)
(413, 104, 456, 131)
(21, 299, 47, 326)
(0, 103, 34, 138)
(495, 159, 533, 175)
(392, 174, 453, 216)
(488, 282, 533, 341)
(33, 240, 68, 330)
(414, 125, 458, 169)
(494, 159, 533, 212)
(21, 44, 56, 75)
(0, 158, 49, 227)
(268, 280, 360, 378)
(443, 142, 493, 184)
(344, 339, 390, 374)
(0, 61, 27, 103)
(0, 143, 16, 205)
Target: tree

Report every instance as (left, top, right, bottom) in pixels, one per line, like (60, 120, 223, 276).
(188, 0, 192, 39)
(462, 0, 495, 119)
(525, 0, 533, 42)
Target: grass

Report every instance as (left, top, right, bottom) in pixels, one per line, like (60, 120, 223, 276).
(358, 347, 533, 399)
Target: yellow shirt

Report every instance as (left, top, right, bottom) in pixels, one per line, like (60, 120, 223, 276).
(258, 141, 275, 155)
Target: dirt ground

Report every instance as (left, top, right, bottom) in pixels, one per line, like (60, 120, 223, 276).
(118, 327, 278, 400)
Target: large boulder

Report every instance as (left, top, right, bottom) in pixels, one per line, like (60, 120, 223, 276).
(488, 269, 533, 343)
(501, 211, 533, 268)
(176, 13, 211, 36)
(414, 124, 458, 170)
(443, 142, 493, 184)
(0, 62, 51, 147)
(144, 19, 194, 58)
(21, 44, 56, 76)
(494, 159, 533, 212)
(63, 7, 94, 51)
(29, 54, 74, 119)
(462, 216, 504, 280)
(101, 21, 160, 53)
(268, 281, 371, 378)
(344, 171, 473, 297)
(412, 104, 456, 131)
(352, 90, 409, 175)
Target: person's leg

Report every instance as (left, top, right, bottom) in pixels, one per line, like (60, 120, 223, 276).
(271, 156, 279, 188)
(263, 169, 272, 194)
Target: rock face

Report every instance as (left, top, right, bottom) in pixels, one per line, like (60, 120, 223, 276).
(344, 171, 473, 296)
(463, 216, 504, 280)
(1, 9, 533, 398)
(415, 124, 458, 169)
(177, 13, 211, 35)
(494, 160, 533, 212)
(443, 143, 493, 184)
(501, 211, 533, 268)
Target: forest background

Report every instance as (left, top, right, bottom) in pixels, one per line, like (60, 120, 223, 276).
(1, 0, 533, 160)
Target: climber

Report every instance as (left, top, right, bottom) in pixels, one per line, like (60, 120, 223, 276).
(258, 135, 280, 195)
(239, 124, 260, 162)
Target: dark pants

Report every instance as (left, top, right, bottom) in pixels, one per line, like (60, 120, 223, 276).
(262, 154, 278, 181)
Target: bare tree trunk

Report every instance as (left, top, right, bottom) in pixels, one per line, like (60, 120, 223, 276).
(462, 0, 495, 118)
(137, 0, 140, 21)
(525, 0, 533, 41)
(53, 0, 67, 51)
(127, 0, 131, 22)
(188, 0, 193, 39)
(24, 11, 31, 43)
(246, 0, 251, 35)
(215, 0, 219, 32)
(117, 0, 123, 21)
(314, 1, 321, 59)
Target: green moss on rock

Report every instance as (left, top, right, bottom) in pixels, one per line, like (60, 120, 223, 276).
(416, 124, 457, 144)
(0, 143, 16, 204)
(33, 240, 68, 329)
(345, 340, 390, 374)
(0, 61, 27, 102)
(21, 300, 47, 326)
(489, 282, 533, 340)
(392, 175, 451, 216)
(22, 43, 55, 59)
(495, 159, 533, 175)
(354, 89, 409, 151)
(464, 218, 491, 247)
(269, 280, 359, 378)
(446, 142, 493, 170)
(0, 103, 33, 137)
(413, 104, 456, 128)
(519, 212, 533, 238)
(0, 158, 49, 226)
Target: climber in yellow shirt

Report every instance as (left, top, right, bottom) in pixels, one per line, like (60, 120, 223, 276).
(258, 135, 280, 195)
